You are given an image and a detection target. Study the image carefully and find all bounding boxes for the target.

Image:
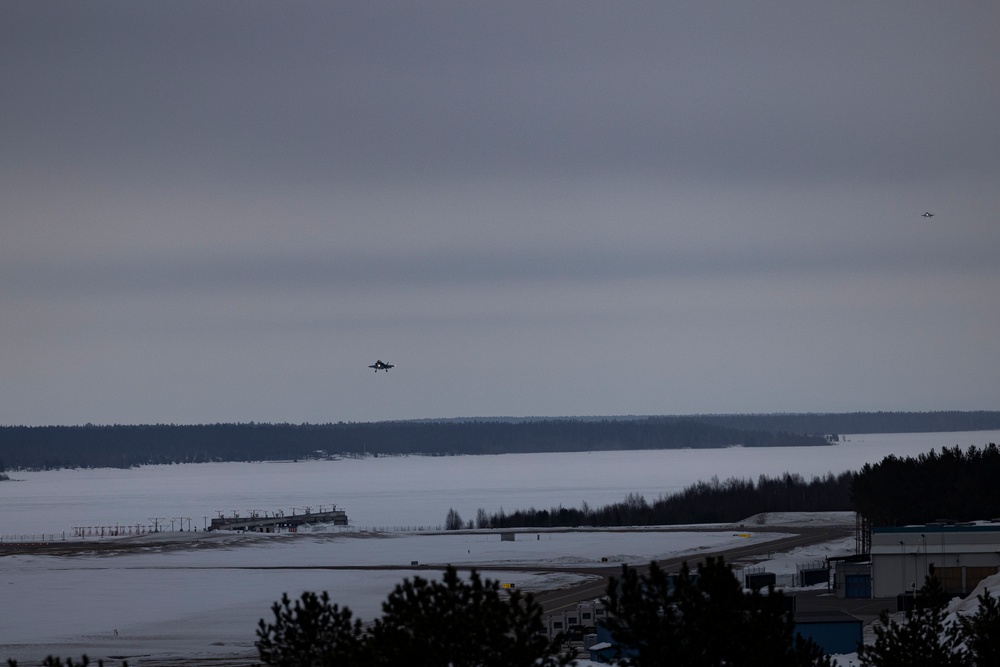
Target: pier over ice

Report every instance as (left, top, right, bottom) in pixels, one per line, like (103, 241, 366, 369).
(208, 505, 348, 532)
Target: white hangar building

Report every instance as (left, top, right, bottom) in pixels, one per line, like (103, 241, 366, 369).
(869, 523, 1000, 599)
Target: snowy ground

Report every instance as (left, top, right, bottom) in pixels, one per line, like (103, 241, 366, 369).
(1, 514, 854, 665)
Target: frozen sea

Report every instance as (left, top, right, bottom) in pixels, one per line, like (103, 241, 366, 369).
(3, 430, 998, 537)
(1, 430, 998, 664)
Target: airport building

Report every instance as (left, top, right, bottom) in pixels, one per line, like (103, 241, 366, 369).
(868, 523, 1000, 599)
(543, 599, 608, 640)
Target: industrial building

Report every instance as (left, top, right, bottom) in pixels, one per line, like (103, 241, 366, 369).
(868, 523, 1000, 599)
(543, 599, 607, 641)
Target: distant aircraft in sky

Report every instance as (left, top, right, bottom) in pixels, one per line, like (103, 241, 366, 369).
(922, 212, 935, 218)
(369, 360, 395, 372)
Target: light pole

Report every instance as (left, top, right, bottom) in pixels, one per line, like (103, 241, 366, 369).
(900, 540, 906, 595)
(921, 534, 927, 584)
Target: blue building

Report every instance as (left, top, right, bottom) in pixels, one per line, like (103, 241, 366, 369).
(794, 610, 863, 655)
(587, 609, 861, 662)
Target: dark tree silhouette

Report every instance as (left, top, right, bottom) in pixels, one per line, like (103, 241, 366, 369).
(255, 567, 569, 667)
(603, 557, 832, 667)
(859, 577, 964, 667)
(0, 417, 834, 469)
(367, 566, 571, 667)
(851, 444, 1000, 527)
(859, 576, 1000, 667)
(256, 591, 365, 666)
(478, 471, 854, 529)
(445, 507, 464, 530)
(958, 588, 1000, 667)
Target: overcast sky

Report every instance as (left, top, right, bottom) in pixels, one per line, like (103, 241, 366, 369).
(3, 1, 998, 426)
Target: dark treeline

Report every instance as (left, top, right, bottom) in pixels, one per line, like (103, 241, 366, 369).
(850, 443, 1000, 526)
(0, 419, 825, 470)
(693, 410, 1000, 437)
(2, 410, 996, 471)
(479, 440, 1000, 531)
(472, 471, 855, 529)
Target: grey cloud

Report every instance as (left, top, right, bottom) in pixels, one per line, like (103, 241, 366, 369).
(6, 234, 994, 303)
(4, 2, 998, 186)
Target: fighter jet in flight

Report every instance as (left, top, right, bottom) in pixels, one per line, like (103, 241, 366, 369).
(922, 212, 935, 218)
(369, 360, 395, 372)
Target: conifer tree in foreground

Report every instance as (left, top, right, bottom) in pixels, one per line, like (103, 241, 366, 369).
(858, 576, 1000, 667)
(256, 591, 365, 666)
(367, 566, 571, 667)
(602, 557, 832, 667)
(958, 586, 1000, 666)
(256, 566, 571, 666)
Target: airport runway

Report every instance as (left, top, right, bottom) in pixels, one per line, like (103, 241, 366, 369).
(533, 524, 859, 616)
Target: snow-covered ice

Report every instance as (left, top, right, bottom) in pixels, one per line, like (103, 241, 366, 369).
(4, 430, 997, 537)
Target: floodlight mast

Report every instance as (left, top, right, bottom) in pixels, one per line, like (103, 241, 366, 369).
(900, 541, 906, 594)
